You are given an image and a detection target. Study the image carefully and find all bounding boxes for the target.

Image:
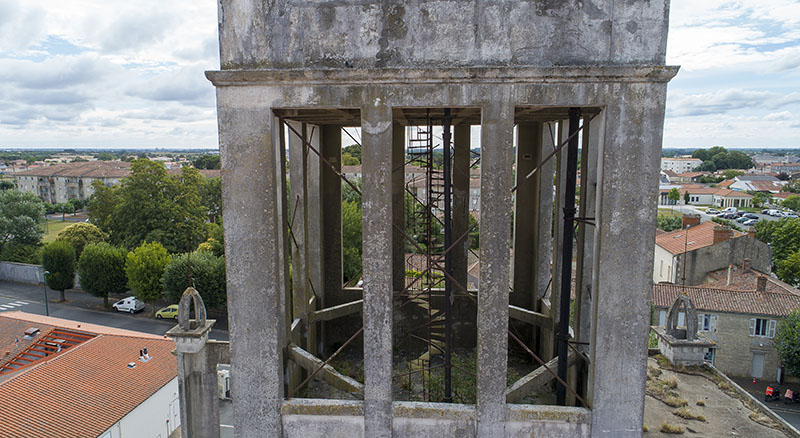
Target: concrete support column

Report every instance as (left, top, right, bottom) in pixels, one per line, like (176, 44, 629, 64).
(307, 124, 324, 355)
(392, 122, 406, 292)
(176, 345, 220, 438)
(288, 121, 310, 322)
(452, 124, 471, 293)
(361, 98, 394, 438)
(549, 119, 570, 361)
(219, 107, 284, 436)
(322, 125, 343, 353)
(536, 123, 557, 360)
(590, 84, 668, 437)
(511, 122, 543, 309)
(476, 100, 514, 437)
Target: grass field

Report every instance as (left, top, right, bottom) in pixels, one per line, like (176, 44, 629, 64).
(41, 219, 74, 243)
(657, 208, 682, 217)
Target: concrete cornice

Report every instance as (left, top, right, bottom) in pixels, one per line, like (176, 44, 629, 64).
(206, 65, 680, 87)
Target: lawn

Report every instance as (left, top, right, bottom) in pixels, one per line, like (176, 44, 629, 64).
(41, 219, 74, 243)
(657, 208, 682, 218)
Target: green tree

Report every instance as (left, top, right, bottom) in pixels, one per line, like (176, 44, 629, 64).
(775, 310, 800, 375)
(784, 180, 800, 194)
(342, 200, 363, 284)
(104, 160, 207, 253)
(0, 190, 45, 253)
(721, 169, 745, 180)
(657, 215, 682, 232)
(200, 177, 222, 223)
(468, 213, 479, 250)
(78, 243, 127, 307)
(777, 251, 800, 287)
(784, 195, 800, 212)
(87, 180, 121, 232)
(0, 180, 13, 190)
(41, 240, 76, 301)
(192, 154, 221, 170)
(683, 190, 690, 204)
(752, 192, 772, 208)
(56, 222, 106, 259)
(667, 188, 681, 204)
(96, 152, 115, 161)
(162, 251, 227, 309)
(126, 242, 170, 304)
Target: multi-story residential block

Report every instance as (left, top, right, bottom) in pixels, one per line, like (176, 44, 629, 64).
(13, 161, 131, 204)
(661, 157, 703, 173)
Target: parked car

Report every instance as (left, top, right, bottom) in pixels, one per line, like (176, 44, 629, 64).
(762, 209, 770, 214)
(706, 208, 720, 215)
(744, 213, 759, 219)
(720, 212, 737, 219)
(723, 207, 737, 214)
(768, 209, 782, 217)
(155, 304, 179, 319)
(735, 216, 749, 224)
(743, 219, 758, 226)
(112, 296, 145, 314)
(786, 213, 799, 219)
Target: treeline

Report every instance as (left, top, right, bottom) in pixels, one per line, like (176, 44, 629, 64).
(754, 218, 800, 286)
(692, 146, 755, 172)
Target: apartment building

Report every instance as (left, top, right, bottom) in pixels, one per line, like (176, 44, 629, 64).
(14, 161, 131, 204)
(661, 157, 703, 173)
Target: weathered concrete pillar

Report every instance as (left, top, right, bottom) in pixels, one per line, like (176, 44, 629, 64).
(511, 122, 543, 309)
(322, 125, 343, 353)
(361, 97, 394, 438)
(452, 124, 470, 293)
(590, 84, 668, 437)
(307, 124, 324, 355)
(536, 123, 557, 360)
(219, 106, 284, 436)
(288, 121, 310, 321)
(568, 114, 601, 406)
(476, 100, 514, 437)
(169, 320, 219, 438)
(392, 122, 405, 292)
(549, 120, 570, 362)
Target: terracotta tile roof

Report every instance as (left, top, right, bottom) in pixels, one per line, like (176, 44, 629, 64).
(705, 267, 800, 296)
(717, 180, 734, 188)
(14, 161, 131, 178)
(775, 192, 796, 199)
(655, 221, 747, 255)
(676, 171, 708, 178)
(0, 312, 176, 438)
(662, 170, 678, 177)
(653, 283, 800, 317)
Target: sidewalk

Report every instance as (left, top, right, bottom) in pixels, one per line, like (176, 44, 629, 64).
(0, 280, 229, 332)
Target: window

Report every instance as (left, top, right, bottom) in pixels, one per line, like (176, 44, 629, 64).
(697, 313, 717, 332)
(704, 348, 715, 365)
(658, 310, 667, 327)
(749, 318, 776, 338)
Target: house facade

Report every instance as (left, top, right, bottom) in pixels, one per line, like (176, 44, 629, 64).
(653, 221, 771, 285)
(657, 186, 752, 207)
(653, 282, 800, 381)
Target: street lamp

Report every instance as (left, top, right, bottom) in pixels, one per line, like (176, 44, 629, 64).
(42, 270, 50, 316)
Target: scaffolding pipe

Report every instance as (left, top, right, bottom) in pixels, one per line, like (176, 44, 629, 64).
(556, 107, 581, 405)
(442, 108, 453, 403)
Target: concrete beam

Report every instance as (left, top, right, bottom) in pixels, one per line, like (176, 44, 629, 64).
(512, 122, 543, 309)
(308, 300, 364, 323)
(508, 305, 553, 328)
(506, 352, 576, 404)
(537, 123, 557, 361)
(476, 99, 514, 437)
(219, 107, 284, 436)
(288, 344, 364, 396)
(590, 83, 668, 437)
(361, 96, 394, 438)
(307, 123, 324, 355)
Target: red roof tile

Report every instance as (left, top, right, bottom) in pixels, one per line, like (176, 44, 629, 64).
(653, 284, 800, 317)
(0, 313, 176, 438)
(655, 221, 747, 255)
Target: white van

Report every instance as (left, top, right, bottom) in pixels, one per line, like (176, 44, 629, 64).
(112, 296, 146, 314)
(722, 207, 737, 214)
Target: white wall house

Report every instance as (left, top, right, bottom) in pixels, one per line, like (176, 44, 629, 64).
(661, 157, 703, 173)
(98, 378, 181, 438)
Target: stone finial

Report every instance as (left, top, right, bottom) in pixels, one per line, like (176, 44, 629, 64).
(666, 294, 698, 341)
(178, 287, 208, 331)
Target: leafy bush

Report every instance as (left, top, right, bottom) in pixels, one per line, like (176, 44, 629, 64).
(126, 242, 170, 304)
(775, 310, 800, 376)
(56, 222, 106, 259)
(162, 251, 227, 309)
(41, 240, 76, 301)
(0, 243, 42, 264)
(78, 243, 127, 306)
(657, 215, 682, 232)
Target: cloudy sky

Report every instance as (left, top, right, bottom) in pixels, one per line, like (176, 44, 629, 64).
(0, 1, 798, 149)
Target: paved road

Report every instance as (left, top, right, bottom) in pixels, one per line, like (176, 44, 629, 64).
(731, 376, 800, 431)
(664, 204, 784, 227)
(0, 281, 229, 341)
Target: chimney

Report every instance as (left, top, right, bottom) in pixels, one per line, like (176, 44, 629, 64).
(727, 264, 733, 286)
(713, 226, 733, 244)
(757, 276, 768, 293)
(748, 229, 756, 239)
(742, 258, 752, 273)
(682, 213, 701, 229)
